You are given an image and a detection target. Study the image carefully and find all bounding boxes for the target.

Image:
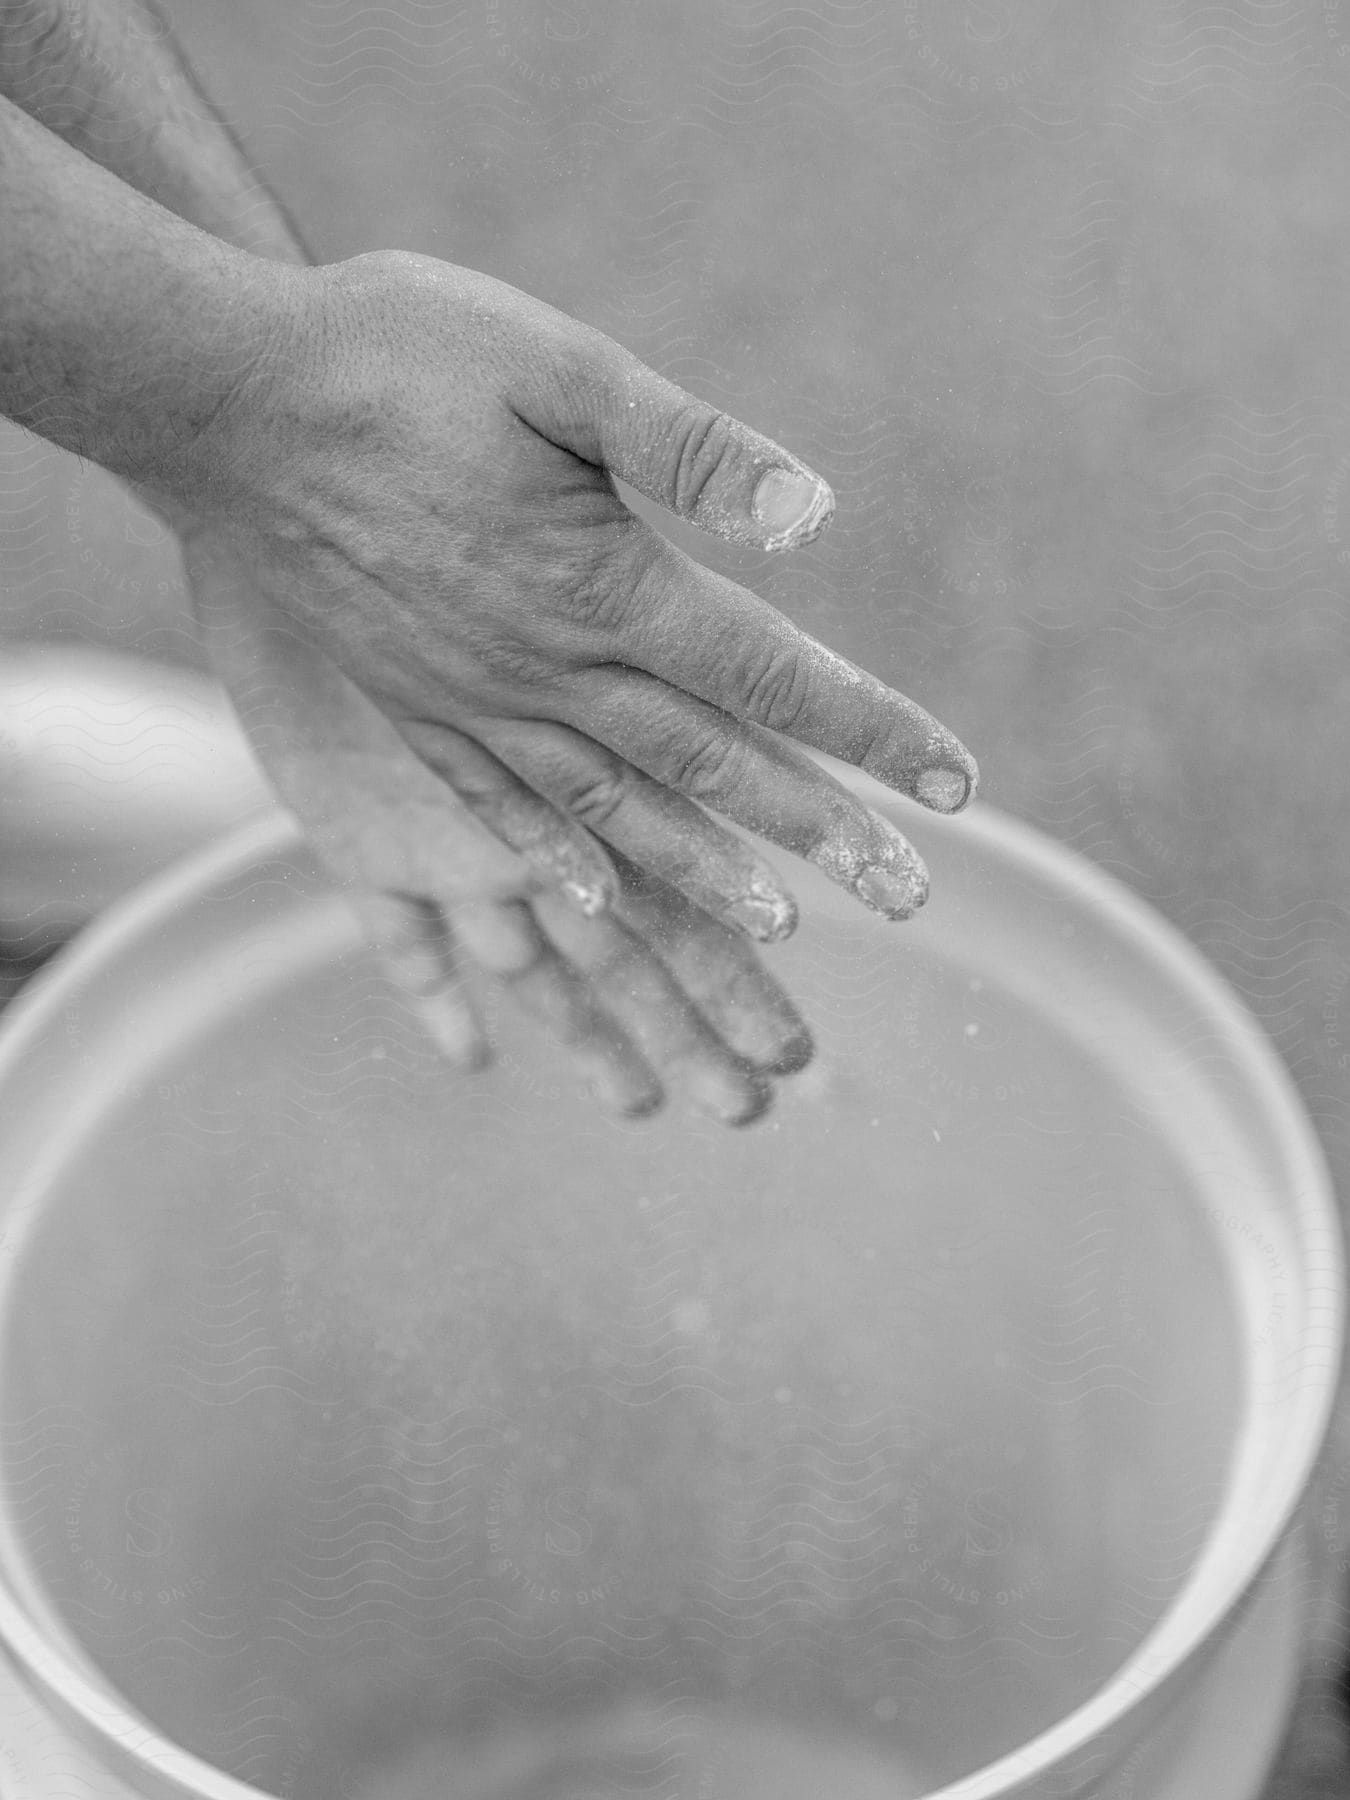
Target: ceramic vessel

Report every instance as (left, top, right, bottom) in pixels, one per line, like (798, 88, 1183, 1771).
(0, 781, 1337, 1799)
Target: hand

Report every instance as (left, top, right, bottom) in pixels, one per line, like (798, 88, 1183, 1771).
(168, 250, 978, 1125)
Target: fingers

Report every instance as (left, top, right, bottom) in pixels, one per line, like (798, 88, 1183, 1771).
(497, 299, 835, 554)
(185, 535, 537, 907)
(187, 533, 636, 1106)
(596, 854, 814, 1077)
(546, 667, 931, 921)
(582, 538, 977, 813)
(438, 885, 788, 1128)
(361, 886, 668, 1118)
(464, 280, 976, 805)
(183, 531, 789, 1126)
(368, 882, 781, 1128)
(403, 718, 812, 1117)
(447, 896, 664, 1118)
(399, 718, 617, 916)
(530, 886, 775, 1127)
(469, 716, 799, 944)
(405, 718, 807, 1122)
(355, 890, 487, 1066)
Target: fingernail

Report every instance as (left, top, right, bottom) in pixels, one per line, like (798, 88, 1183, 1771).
(764, 1029, 814, 1077)
(593, 1064, 664, 1119)
(752, 467, 833, 544)
(854, 858, 930, 920)
(688, 1062, 773, 1127)
(915, 767, 971, 814)
(723, 886, 798, 943)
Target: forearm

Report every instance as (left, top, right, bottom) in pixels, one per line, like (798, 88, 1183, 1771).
(0, 91, 287, 503)
(0, 0, 311, 264)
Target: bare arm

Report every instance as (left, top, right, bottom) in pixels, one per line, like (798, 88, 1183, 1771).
(0, 2, 979, 1127)
(0, 0, 311, 263)
(0, 88, 285, 487)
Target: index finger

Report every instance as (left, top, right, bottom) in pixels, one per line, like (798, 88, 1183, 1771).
(597, 536, 977, 813)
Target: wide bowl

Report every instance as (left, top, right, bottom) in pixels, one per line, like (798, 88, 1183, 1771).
(0, 776, 1339, 1799)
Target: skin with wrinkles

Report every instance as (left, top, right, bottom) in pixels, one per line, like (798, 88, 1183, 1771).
(165, 249, 979, 1123)
(1, 34, 977, 1124)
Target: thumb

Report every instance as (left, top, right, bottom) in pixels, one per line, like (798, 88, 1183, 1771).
(505, 311, 835, 553)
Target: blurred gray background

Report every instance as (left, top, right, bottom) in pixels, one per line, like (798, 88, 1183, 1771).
(4, 2, 1350, 1790)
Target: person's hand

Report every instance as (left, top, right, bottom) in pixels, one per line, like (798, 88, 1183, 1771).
(165, 249, 978, 1125)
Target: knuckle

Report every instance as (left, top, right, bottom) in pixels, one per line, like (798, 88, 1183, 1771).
(738, 645, 811, 733)
(800, 792, 858, 864)
(561, 564, 634, 635)
(560, 767, 629, 831)
(556, 527, 671, 642)
(473, 636, 556, 688)
(669, 405, 734, 516)
(668, 728, 744, 802)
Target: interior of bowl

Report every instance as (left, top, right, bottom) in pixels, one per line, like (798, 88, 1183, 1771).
(0, 796, 1322, 1800)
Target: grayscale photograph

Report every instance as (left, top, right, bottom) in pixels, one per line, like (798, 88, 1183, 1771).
(0, 4, 1347, 1797)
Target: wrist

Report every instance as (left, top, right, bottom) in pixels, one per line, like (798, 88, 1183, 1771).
(134, 251, 306, 517)
(68, 230, 300, 519)
(151, 256, 323, 530)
